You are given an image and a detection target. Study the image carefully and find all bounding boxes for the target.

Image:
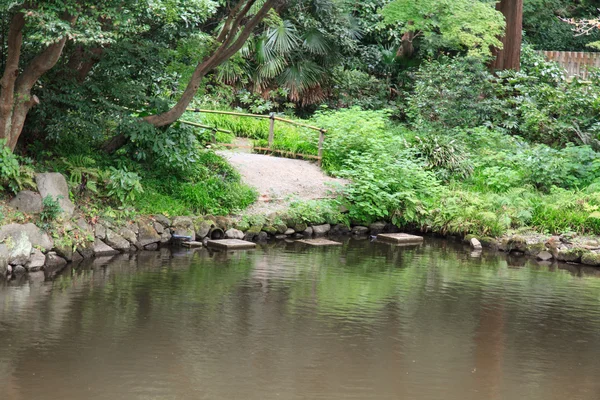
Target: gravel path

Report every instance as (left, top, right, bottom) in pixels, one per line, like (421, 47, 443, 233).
(217, 145, 346, 215)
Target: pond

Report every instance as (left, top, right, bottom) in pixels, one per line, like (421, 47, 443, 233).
(1, 238, 600, 400)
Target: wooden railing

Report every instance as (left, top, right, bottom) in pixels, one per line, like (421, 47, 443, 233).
(539, 50, 600, 79)
(181, 108, 326, 166)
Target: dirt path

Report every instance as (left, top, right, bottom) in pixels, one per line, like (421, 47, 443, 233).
(217, 142, 346, 215)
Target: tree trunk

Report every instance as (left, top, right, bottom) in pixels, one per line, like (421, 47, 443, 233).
(490, 0, 523, 71)
(0, 11, 72, 151)
(397, 21, 415, 58)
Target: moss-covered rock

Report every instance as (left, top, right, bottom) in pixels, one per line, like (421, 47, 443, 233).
(247, 225, 263, 234)
(558, 247, 585, 263)
(234, 220, 250, 232)
(294, 223, 308, 232)
(464, 234, 476, 244)
(263, 225, 278, 235)
(581, 251, 600, 266)
(275, 223, 288, 234)
(480, 237, 498, 248)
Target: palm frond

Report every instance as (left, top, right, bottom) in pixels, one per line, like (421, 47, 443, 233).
(266, 20, 300, 54)
(302, 28, 330, 55)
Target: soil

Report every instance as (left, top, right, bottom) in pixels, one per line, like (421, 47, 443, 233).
(217, 142, 347, 215)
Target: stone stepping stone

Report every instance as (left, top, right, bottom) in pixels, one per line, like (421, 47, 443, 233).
(182, 241, 204, 248)
(377, 233, 424, 245)
(207, 239, 256, 250)
(297, 238, 343, 247)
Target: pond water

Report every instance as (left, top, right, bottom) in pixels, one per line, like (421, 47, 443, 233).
(2, 238, 600, 400)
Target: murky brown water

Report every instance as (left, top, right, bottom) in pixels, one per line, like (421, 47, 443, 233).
(2, 238, 600, 399)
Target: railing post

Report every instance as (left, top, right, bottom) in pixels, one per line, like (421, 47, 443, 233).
(268, 112, 275, 150)
(211, 128, 217, 144)
(317, 129, 325, 167)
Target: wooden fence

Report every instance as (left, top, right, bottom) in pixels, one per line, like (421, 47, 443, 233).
(539, 51, 600, 79)
(181, 109, 326, 166)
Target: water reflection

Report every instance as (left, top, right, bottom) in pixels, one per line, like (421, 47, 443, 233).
(1, 238, 600, 399)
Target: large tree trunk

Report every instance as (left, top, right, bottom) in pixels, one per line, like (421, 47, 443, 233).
(0, 11, 72, 151)
(490, 0, 523, 71)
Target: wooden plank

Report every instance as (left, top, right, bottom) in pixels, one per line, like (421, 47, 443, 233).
(377, 233, 424, 245)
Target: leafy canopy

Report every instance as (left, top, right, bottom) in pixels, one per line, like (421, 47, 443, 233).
(382, 0, 505, 57)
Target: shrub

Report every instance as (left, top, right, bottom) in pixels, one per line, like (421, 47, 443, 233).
(410, 134, 473, 181)
(0, 140, 36, 194)
(40, 195, 63, 222)
(105, 167, 144, 205)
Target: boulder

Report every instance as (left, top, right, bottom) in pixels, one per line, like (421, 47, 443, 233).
(244, 225, 262, 242)
(93, 240, 120, 257)
(582, 252, 600, 267)
(153, 222, 165, 235)
(171, 216, 196, 241)
(225, 229, 245, 240)
(0, 223, 53, 251)
(160, 231, 172, 244)
(275, 224, 288, 234)
(118, 227, 137, 244)
(312, 224, 331, 237)
(284, 228, 295, 236)
(35, 172, 75, 217)
(369, 222, 386, 235)
(76, 218, 93, 236)
(256, 232, 268, 242)
(194, 219, 214, 239)
(303, 227, 314, 237)
(470, 238, 483, 250)
(7, 231, 32, 265)
(275, 234, 287, 240)
(105, 229, 130, 251)
(94, 223, 107, 240)
(537, 251, 553, 261)
(9, 190, 42, 214)
(331, 224, 350, 236)
(215, 216, 231, 230)
(262, 225, 278, 235)
(351, 226, 370, 236)
(54, 242, 74, 262)
(138, 220, 161, 246)
(129, 222, 139, 234)
(45, 252, 67, 270)
(293, 223, 308, 233)
(153, 214, 171, 228)
(71, 250, 84, 263)
(557, 247, 584, 262)
(144, 243, 159, 251)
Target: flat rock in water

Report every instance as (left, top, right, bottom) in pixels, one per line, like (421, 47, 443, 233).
(297, 238, 342, 247)
(207, 239, 256, 250)
(377, 233, 424, 245)
(182, 241, 204, 248)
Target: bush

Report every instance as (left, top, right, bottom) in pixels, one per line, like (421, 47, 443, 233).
(40, 195, 63, 222)
(407, 57, 496, 129)
(0, 140, 36, 194)
(105, 167, 144, 205)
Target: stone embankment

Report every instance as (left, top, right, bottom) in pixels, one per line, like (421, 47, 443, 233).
(3, 172, 600, 281)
